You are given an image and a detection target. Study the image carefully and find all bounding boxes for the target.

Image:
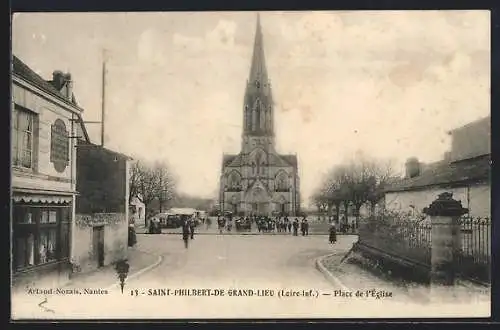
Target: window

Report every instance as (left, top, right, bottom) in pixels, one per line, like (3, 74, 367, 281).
(276, 172, 289, 191)
(50, 119, 70, 173)
(228, 172, 241, 191)
(245, 105, 251, 130)
(255, 153, 265, 176)
(12, 107, 36, 169)
(12, 205, 71, 272)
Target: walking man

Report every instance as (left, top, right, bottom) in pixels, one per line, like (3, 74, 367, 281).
(182, 218, 190, 249)
(292, 219, 299, 236)
(329, 222, 337, 244)
(304, 218, 309, 236)
(189, 217, 195, 240)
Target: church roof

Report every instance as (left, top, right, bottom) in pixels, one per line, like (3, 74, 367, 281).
(280, 154, 298, 168)
(223, 154, 239, 167)
(223, 152, 298, 169)
(227, 154, 244, 167)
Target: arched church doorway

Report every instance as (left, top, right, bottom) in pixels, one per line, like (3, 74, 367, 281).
(249, 187, 269, 216)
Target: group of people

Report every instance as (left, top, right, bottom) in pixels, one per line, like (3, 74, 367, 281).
(177, 213, 338, 248)
(252, 216, 310, 236)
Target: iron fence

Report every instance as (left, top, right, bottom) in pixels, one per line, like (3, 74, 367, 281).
(458, 216, 491, 283)
(358, 214, 491, 284)
(358, 214, 431, 267)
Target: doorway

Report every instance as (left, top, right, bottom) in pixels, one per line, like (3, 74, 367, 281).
(92, 226, 105, 268)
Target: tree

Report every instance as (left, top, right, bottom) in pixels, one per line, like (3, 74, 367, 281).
(311, 151, 396, 228)
(341, 152, 395, 227)
(153, 161, 177, 212)
(129, 159, 177, 216)
(310, 191, 329, 215)
(366, 159, 395, 216)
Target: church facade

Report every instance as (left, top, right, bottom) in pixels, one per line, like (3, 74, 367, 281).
(219, 15, 301, 217)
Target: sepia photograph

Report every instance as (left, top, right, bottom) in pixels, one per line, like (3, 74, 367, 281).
(10, 10, 491, 319)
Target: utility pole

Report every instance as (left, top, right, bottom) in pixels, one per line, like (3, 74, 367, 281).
(101, 50, 107, 147)
(159, 170, 163, 213)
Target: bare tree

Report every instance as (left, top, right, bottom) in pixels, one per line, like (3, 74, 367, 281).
(312, 151, 397, 229)
(153, 161, 177, 212)
(342, 153, 396, 226)
(129, 159, 177, 216)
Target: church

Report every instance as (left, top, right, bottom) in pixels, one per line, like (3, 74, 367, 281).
(219, 15, 301, 217)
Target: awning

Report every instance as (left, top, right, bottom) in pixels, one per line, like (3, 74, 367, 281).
(13, 194, 73, 204)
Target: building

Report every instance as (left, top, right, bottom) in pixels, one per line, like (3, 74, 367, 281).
(384, 116, 491, 218)
(71, 128, 132, 273)
(129, 194, 146, 227)
(11, 56, 84, 289)
(218, 15, 301, 217)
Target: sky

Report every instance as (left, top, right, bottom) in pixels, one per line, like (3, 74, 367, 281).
(12, 11, 490, 205)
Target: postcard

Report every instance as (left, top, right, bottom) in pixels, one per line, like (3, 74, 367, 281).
(10, 10, 491, 320)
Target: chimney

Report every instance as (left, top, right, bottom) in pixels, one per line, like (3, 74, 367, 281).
(405, 157, 420, 178)
(65, 73, 73, 101)
(52, 70, 65, 90)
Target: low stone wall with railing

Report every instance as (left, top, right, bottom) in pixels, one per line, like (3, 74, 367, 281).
(357, 211, 491, 285)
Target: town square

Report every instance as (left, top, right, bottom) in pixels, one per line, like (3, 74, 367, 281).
(10, 11, 490, 319)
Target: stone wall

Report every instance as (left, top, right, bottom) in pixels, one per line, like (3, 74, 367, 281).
(72, 213, 128, 274)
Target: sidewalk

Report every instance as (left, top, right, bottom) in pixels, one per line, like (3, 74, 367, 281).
(316, 248, 491, 306)
(64, 247, 161, 290)
(11, 247, 163, 320)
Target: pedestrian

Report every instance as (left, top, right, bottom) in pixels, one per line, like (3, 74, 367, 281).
(329, 222, 337, 244)
(218, 217, 225, 234)
(128, 222, 137, 247)
(292, 219, 299, 236)
(189, 217, 195, 239)
(287, 219, 292, 233)
(300, 219, 305, 236)
(304, 219, 309, 236)
(227, 219, 232, 232)
(148, 217, 156, 234)
(182, 219, 190, 248)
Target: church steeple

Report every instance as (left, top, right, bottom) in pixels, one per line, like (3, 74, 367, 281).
(249, 13, 268, 84)
(242, 13, 274, 140)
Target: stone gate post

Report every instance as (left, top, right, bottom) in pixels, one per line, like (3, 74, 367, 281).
(423, 192, 468, 301)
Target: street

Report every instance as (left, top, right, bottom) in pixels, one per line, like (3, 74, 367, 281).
(12, 232, 490, 319)
(14, 233, 360, 319)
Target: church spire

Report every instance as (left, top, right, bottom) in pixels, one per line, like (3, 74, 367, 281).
(248, 13, 268, 84)
(242, 13, 274, 142)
